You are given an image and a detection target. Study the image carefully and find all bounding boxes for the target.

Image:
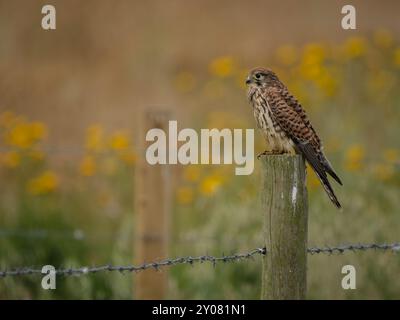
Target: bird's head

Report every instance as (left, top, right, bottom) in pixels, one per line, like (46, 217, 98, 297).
(245, 68, 280, 88)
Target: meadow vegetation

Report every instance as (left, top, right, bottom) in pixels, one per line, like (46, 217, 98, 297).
(1, 31, 400, 299)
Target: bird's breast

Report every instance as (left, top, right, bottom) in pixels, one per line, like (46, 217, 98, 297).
(252, 92, 296, 154)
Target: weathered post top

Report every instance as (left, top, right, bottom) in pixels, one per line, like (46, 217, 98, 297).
(260, 154, 308, 300)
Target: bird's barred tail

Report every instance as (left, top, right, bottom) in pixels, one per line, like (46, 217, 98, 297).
(314, 171, 341, 209)
(296, 142, 342, 209)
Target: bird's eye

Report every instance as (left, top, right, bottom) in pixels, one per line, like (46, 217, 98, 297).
(255, 73, 261, 79)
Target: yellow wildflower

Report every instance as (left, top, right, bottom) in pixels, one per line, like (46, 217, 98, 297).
(174, 71, 196, 93)
(5, 121, 47, 149)
(299, 44, 327, 80)
(79, 155, 96, 176)
(200, 174, 223, 196)
(345, 145, 365, 172)
(276, 45, 297, 66)
(373, 29, 393, 49)
(343, 37, 367, 59)
(305, 44, 326, 63)
(109, 131, 130, 151)
(300, 63, 323, 81)
(176, 186, 194, 205)
(27, 171, 59, 195)
(209, 56, 235, 78)
(85, 124, 104, 152)
(1, 151, 20, 168)
(303, 43, 327, 63)
(5, 123, 32, 148)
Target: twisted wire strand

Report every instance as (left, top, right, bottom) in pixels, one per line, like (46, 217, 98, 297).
(1, 243, 399, 278)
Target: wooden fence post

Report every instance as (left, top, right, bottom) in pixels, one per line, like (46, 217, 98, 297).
(135, 109, 171, 299)
(260, 154, 308, 300)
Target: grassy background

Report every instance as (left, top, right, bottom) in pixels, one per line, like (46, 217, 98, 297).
(0, 0, 400, 299)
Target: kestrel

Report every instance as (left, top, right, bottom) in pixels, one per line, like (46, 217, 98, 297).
(246, 67, 342, 208)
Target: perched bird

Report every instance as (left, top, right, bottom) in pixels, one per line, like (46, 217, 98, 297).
(246, 67, 342, 208)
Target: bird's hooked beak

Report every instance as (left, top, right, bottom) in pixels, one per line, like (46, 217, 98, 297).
(245, 76, 251, 85)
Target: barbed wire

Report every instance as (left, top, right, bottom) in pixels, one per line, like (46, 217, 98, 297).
(307, 242, 400, 255)
(0, 248, 265, 278)
(1, 242, 399, 278)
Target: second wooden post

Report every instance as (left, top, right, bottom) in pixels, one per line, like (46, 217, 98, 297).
(135, 110, 171, 299)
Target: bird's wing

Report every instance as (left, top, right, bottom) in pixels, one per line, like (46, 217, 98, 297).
(279, 87, 322, 146)
(270, 87, 342, 185)
(264, 86, 320, 150)
(264, 86, 342, 208)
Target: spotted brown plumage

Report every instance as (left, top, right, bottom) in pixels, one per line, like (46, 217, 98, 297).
(246, 67, 342, 209)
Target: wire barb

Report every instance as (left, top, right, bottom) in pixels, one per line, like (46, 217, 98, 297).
(0, 243, 399, 278)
